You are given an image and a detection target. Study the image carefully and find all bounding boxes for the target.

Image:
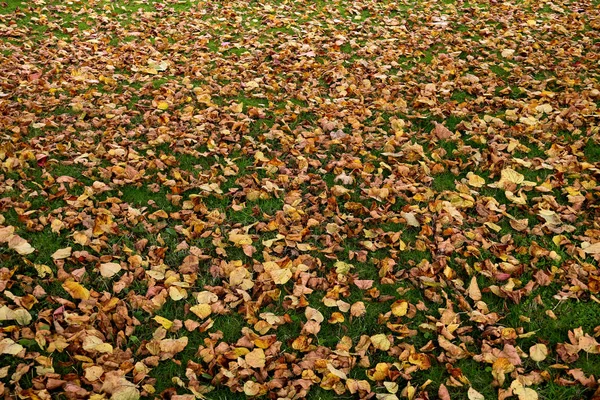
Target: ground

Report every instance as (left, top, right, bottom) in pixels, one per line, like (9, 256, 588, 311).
(1, 0, 600, 399)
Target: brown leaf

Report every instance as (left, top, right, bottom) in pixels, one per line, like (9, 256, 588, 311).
(468, 277, 482, 301)
(438, 384, 451, 400)
(245, 348, 266, 368)
(433, 122, 453, 139)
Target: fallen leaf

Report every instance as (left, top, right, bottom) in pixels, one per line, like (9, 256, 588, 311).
(153, 316, 173, 330)
(350, 302, 366, 317)
(83, 336, 113, 354)
(85, 366, 104, 382)
(52, 247, 72, 260)
(467, 172, 486, 188)
(467, 387, 485, 400)
(529, 343, 548, 362)
(159, 337, 188, 354)
(438, 384, 451, 400)
(111, 385, 140, 400)
(99, 262, 122, 278)
(433, 122, 453, 139)
(244, 381, 266, 396)
(583, 242, 600, 254)
(245, 348, 266, 368)
(371, 334, 391, 351)
(500, 168, 524, 186)
(0, 338, 24, 355)
(468, 277, 482, 301)
(62, 280, 90, 300)
(510, 380, 538, 400)
(7, 235, 35, 255)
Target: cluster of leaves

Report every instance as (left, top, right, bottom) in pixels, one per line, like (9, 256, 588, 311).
(1, 0, 600, 399)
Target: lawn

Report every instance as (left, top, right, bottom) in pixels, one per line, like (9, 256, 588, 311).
(1, 0, 600, 399)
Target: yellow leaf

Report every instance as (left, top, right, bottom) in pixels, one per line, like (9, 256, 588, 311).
(99, 262, 122, 278)
(404, 382, 416, 400)
(384, 382, 399, 394)
(391, 300, 408, 317)
(231, 347, 250, 357)
(196, 93, 213, 106)
(62, 280, 90, 300)
(190, 304, 212, 319)
(14, 308, 32, 325)
(229, 232, 252, 245)
(52, 247, 72, 260)
(328, 312, 345, 324)
(270, 268, 292, 285)
(168, 286, 187, 301)
(156, 101, 169, 110)
(467, 172, 485, 188)
(535, 104, 552, 114)
(538, 209, 561, 226)
(499, 168, 524, 186)
(492, 357, 515, 385)
(371, 334, 391, 351)
(367, 363, 390, 381)
(529, 343, 548, 362)
(85, 366, 104, 382)
(327, 362, 347, 379)
(111, 385, 140, 400)
(230, 102, 244, 113)
(245, 348, 266, 368)
(34, 264, 52, 278)
(50, 219, 64, 233)
(401, 211, 420, 227)
(83, 336, 113, 354)
(229, 266, 252, 288)
(153, 316, 173, 330)
(484, 222, 502, 232)
(506, 190, 527, 205)
(335, 261, 353, 275)
(196, 290, 218, 304)
(73, 231, 89, 246)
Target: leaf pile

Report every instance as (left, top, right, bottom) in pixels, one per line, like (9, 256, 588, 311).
(1, 0, 600, 399)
